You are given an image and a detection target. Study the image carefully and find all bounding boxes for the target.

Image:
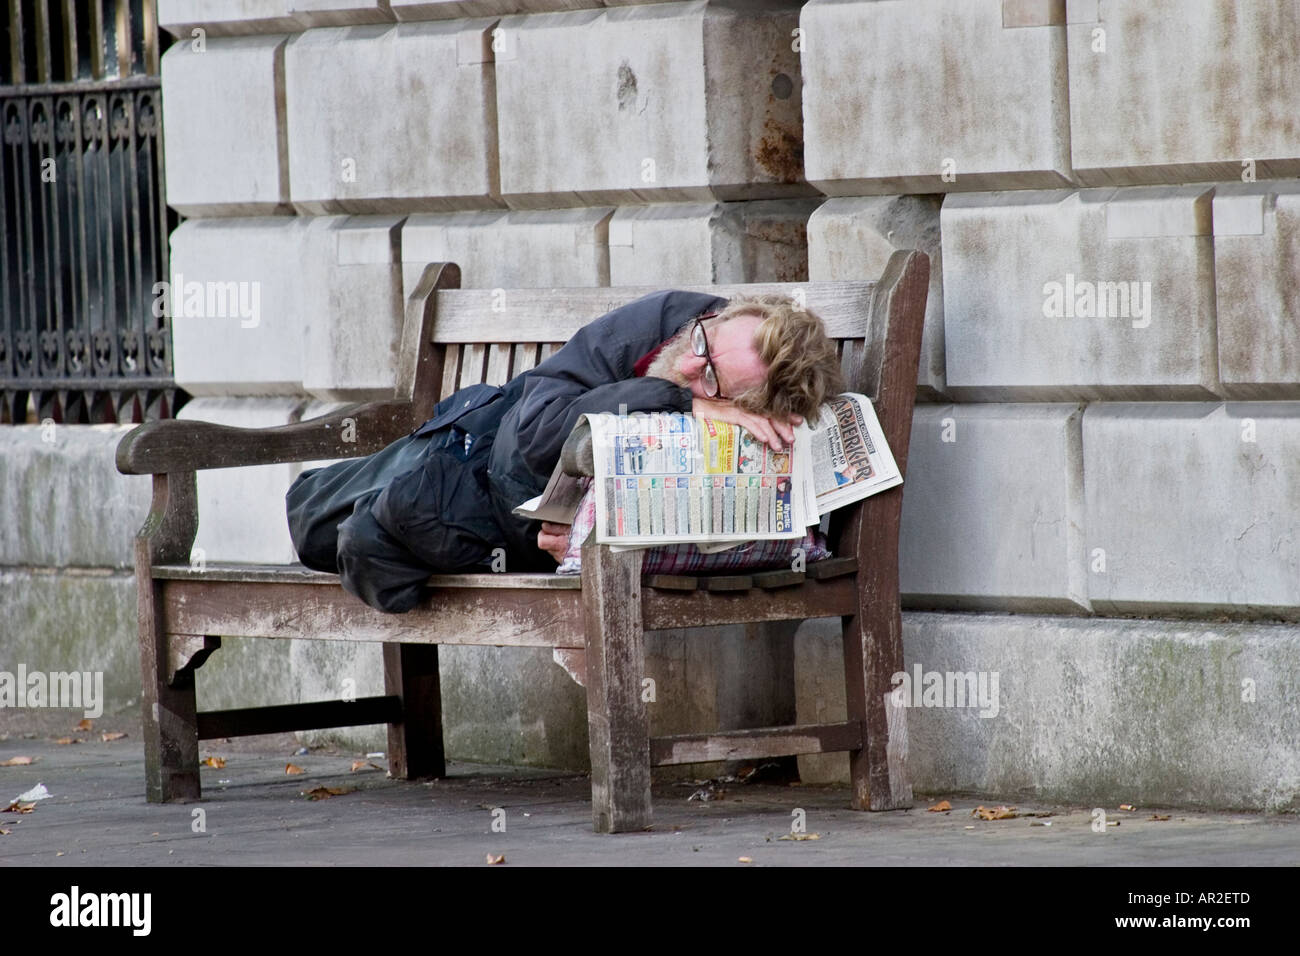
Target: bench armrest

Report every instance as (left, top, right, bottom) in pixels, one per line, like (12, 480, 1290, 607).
(116, 401, 414, 475)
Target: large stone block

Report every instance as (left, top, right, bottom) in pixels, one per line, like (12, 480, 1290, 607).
(900, 404, 1089, 613)
(796, 611, 1300, 811)
(495, 2, 809, 209)
(1067, 0, 1300, 186)
(802, 0, 1074, 195)
(807, 196, 946, 398)
(285, 22, 501, 214)
(170, 216, 407, 399)
(290, 0, 394, 27)
(1084, 402, 1300, 617)
(0, 427, 150, 568)
(400, 207, 613, 300)
(180, 398, 309, 565)
(393, 0, 615, 18)
(608, 200, 816, 285)
(161, 35, 292, 217)
(1213, 182, 1300, 399)
(169, 218, 310, 395)
(158, 0, 302, 36)
(941, 186, 1219, 400)
(0, 571, 142, 717)
(300, 215, 408, 401)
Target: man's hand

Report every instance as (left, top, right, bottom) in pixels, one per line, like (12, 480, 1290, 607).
(692, 397, 802, 451)
(537, 521, 572, 564)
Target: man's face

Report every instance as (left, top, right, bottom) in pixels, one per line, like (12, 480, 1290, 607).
(652, 314, 768, 401)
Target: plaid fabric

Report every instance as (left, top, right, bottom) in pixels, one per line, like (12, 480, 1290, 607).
(555, 478, 831, 575)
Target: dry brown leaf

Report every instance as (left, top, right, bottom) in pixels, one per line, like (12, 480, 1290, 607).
(101, 732, 127, 742)
(486, 853, 506, 865)
(201, 756, 226, 769)
(1150, 814, 1171, 822)
(2, 801, 36, 814)
(738, 856, 753, 863)
(55, 737, 81, 746)
(971, 805, 1018, 821)
(285, 763, 305, 775)
(0, 756, 34, 767)
(76, 718, 94, 731)
(777, 832, 820, 841)
(302, 786, 351, 801)
(350, 760, 382, 773)
(927, 800, 952, 812)
(1119, 803, 1136, 811)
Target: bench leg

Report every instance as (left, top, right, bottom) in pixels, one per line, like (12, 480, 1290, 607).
(384, 643, 446, 779)
(137, 471, 203, 803)
(582, 538, 651, 833)
(140, 598, 202, 803)
(842, 600, 913, 811)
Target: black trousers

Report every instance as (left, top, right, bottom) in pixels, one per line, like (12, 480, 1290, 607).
(286, 385, 511, 614)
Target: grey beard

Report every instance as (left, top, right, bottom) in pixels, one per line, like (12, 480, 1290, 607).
(643, 324, 694, 386)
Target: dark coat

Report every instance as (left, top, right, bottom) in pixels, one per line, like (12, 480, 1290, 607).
(286, 289, 727, 612)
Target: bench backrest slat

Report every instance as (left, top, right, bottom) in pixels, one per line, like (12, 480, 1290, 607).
(427, 281, 879, 344)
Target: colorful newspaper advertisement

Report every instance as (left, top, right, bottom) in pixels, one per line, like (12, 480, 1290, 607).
(513, 394, 901, 549)
(587, 410, 806, 547)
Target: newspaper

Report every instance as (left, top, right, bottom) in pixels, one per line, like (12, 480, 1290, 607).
(513, 393, 901, 548)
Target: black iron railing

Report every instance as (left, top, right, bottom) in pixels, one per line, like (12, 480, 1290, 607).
(1, 0, 180, 424)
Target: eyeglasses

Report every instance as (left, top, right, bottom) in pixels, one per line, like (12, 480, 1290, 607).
(691, 313, 726, 400)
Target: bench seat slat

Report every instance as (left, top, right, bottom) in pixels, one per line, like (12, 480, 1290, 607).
(161, 579, 587, 646)
(152, 563, 580, 588)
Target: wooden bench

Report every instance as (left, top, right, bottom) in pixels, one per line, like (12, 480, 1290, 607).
(116, 250, 929, 833)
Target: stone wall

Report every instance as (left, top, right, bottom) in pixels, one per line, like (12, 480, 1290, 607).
(4, 0, 1298, 809)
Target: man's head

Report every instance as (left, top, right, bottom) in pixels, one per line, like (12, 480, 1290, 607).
(647, 294, 845, 425)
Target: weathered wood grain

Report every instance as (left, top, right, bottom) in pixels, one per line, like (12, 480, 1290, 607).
(429, 282, 879, 342)
(650, 721, 862, 766)
(161, 579, 586, 647)
(581, 528, 651, 833)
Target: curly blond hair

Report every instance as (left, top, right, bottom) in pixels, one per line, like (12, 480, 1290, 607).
(712, 294, 845, 427)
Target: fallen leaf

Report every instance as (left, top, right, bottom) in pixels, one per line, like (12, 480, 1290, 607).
(927, 800, 952, 812)
(201, 756, 226, 769)
(1119, 804, 1136, 811)
(101, 732, 127, 742)
(777, 833, 821, 841)
(76, 718, 94, 731)
(1022, 811, 1055, 818)
(350, 760, 382, 773)
(1150, 814, 1171, 822)
(285, 763, 305, 775)
(971, 805, 1018, 821)
(0, 756, 34, 767)
(486, 853, 506, 865)
(2, 801, 36, 814)
(0, 828, 9, 835)
(54, 737, 82, 746)
(738, 856, 753, 863)
(302, 786, 351, 801)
